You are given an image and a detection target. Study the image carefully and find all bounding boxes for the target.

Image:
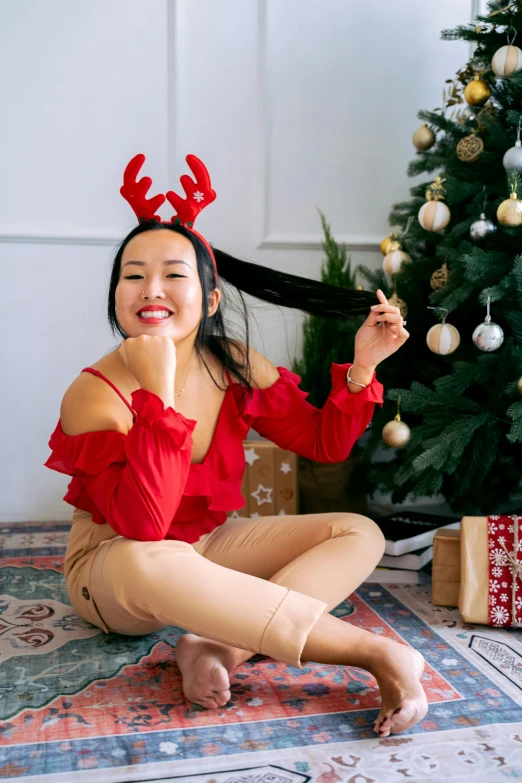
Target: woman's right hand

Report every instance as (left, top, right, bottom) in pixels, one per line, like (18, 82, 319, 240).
(119, 335, 177, 400)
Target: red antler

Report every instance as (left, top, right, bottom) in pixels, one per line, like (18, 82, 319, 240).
(120, 154, 166, 222)
(165, 155, 216, 227)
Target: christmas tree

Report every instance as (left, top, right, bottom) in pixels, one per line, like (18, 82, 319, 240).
(355, 0, 522, 515)
(292, 210, 361, 407)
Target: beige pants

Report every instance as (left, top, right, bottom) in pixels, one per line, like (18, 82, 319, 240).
(66, 509, 385, 669)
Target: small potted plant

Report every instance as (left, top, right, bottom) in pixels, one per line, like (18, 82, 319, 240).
(292, 211, 369, 514)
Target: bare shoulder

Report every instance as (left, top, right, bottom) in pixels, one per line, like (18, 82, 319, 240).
(60, 355, 134, 437)
(226, 339, 280, 390)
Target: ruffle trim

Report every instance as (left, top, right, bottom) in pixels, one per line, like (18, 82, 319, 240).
(329, 363, 384, 412)
(228, 366, 310, 428)
(44, 389, 197, 477)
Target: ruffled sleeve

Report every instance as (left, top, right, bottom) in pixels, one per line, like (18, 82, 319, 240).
(44, 389, 197, 541)
(231, 362, 383, 463)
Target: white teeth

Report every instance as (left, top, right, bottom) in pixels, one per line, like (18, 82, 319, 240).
(139, 310, 172, 319)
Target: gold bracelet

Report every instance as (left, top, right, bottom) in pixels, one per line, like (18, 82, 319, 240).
(346, 365, 368, 388)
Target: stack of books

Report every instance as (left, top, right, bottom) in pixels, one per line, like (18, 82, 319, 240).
(364, 511, 461, 585)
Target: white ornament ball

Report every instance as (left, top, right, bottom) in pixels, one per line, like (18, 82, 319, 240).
(470, 213, 497, 240)
(503, 141, 522, 174)
(418, 200, 451, 232)
(426, 323, 461, 355)
(383, 249, 412, 276)
(492, 45, 522, 78)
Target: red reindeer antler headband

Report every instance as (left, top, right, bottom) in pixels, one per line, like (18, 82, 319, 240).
(120, 153, 217, 278)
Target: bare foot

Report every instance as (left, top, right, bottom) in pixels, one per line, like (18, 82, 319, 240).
(175, 634, 235, 710)
(367, 640, 427, 737)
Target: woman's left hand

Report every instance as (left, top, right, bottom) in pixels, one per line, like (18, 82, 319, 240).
(353, 289, 410, 370)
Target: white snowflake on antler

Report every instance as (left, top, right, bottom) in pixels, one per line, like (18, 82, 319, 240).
(193, 191, 205, 202)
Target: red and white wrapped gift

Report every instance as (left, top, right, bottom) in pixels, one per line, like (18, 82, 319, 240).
(459, 514, 522, 626)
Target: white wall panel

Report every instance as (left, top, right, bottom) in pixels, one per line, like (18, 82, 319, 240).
(0, 0, 474, 520)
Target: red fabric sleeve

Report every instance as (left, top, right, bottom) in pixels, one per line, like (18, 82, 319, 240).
(237, 362, 384, 463)
(45, 389, 196, 541)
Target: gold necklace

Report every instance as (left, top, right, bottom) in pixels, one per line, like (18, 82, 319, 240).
(174, 352, 197, 397)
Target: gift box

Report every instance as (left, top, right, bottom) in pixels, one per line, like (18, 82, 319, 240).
(432, 528, 461, 607)
(228, 440, 298, 518)
(459, 514, 522, 627)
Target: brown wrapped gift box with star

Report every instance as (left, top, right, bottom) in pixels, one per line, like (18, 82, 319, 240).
(227, 440, 298, 518)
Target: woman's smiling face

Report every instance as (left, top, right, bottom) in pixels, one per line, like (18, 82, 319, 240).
(115, 229, 219, 342)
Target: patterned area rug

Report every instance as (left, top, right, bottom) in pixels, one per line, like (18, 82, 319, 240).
(1, 521, 522, 782)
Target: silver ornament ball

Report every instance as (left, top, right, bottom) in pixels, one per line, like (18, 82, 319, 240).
(472, 317, 504, 352)
(470, 213, 496, 240)
(503, 141, 522, 174)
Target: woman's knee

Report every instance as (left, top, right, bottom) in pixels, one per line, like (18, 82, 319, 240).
(333, 513, 386, 556)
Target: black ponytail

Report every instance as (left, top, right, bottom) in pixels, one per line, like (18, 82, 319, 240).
(108, 222, 378, 397)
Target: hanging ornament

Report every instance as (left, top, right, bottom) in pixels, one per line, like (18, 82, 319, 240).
(503, 118, 522, 174)
(517, 376, 522, 394)
(463, 75, 491, 106)
(430, 262, 449, 290)
(491, 28, 522, 78)
(380, 234, 395, 255)
(456, 132, 484, 162)
(419, 177, 451, 231)
(383, 243, 411, 276)
(426, 306, 461, 355)
(382, 395, 411, 449)
(388, 275, 408, 319)
(470, 185, 497, 239)
(470, 213, 496, 238)
(412, 123, 436, 151)
(472, 296, 504, 352)
(497, 170, 522, 226)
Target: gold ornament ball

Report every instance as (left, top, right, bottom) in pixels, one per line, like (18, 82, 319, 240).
(380, 236, 394, 255)
(426, 323, 461, 355)
(388, 292, 408, 319)
(497, 193, 522, 226)
(492, 44, 522, 78)
(412, 124, 436, 151)
(430, 263, 448, 290)
(383, 249, 412, 277)
(517, 376, 522, 394)
(382, 418, 411, 448)
(418, 200, 451, 231)
(463, 76, 491, 106)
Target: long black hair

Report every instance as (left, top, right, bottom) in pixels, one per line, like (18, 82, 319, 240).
(108, 221, 378, 394)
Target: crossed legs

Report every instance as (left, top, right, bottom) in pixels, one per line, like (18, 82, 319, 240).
(179, 511, 427, 736)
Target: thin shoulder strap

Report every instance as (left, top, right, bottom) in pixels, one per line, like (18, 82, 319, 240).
(81, 367, 136, 416)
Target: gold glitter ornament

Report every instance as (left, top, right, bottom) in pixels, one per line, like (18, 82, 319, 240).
(389, 291, 408, 319)
(463, 75, 491, 106)
(380, 235, 394, 255)
(456, 134, 484, 162)
(382, 396, 411, 448)
(412, 124, 436, 151)
(497, 191, 522, 226)
(430, 263, 448, 290)
(517, 376, 522, 394)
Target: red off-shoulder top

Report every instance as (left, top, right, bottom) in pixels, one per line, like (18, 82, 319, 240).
(44, 362, 384, 544)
